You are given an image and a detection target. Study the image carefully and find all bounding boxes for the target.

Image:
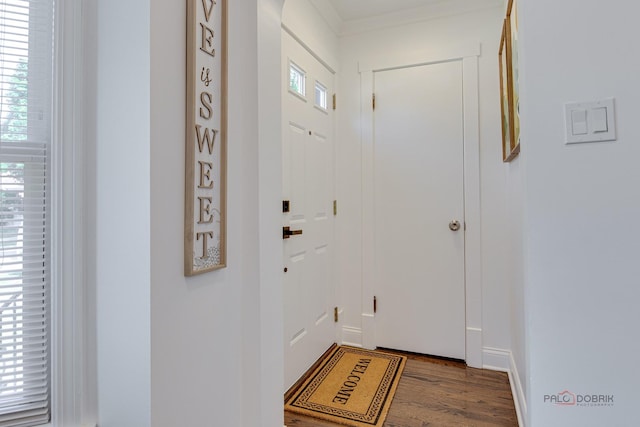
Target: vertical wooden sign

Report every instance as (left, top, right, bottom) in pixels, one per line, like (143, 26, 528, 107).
(185, 0, 227, 275)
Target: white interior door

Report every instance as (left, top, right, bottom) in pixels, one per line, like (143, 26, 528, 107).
(373, 61, 465, 360)
(282, 31, 335, 389)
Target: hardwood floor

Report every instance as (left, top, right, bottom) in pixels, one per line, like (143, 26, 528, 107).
(284, 349, 518, 427)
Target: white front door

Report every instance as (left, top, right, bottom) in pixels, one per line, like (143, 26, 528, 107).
(373, 60, 466, 359)
(282, 31, 336, 389)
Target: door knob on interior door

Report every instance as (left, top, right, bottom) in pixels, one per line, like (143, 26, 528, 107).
(449, 220, 461, 231)
(283, 226, 303, 239)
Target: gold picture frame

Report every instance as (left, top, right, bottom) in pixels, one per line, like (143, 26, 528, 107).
(499, 18, 515, 162)
(185, 0, 227, 275)
(508, 0, 520, 157)
(499, 0, 520, 163)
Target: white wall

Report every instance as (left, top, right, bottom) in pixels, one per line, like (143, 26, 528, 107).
(282, 0, 339, 71)
(89, 0, 285, 426)
(503, 2, 527, 424)
(149, 0, 239, 424)
(149, 0, 284, 426)
(519, 0, 640, 425)
(507, 155, 527, 423)
(256, 1, 287, 424)
(335, 7, 511, 358)
(92, 0, 151, 425)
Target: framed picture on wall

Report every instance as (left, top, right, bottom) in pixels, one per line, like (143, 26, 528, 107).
(508, 0, 521, 157)
(184, 0, 228, 275)
(499, 18, 515, 162)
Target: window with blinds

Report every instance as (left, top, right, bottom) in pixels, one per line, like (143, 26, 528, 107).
(0, 0, 53, 426)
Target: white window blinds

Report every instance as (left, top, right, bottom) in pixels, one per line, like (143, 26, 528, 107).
(0, 0, 53, 426)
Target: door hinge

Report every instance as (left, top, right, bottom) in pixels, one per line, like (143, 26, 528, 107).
(372, 93, 376, 110)
(333, 200, 337, 216)
(334, 307, 339, 323)
(332, 93, 337, 110)
(373, 296, 377, 314)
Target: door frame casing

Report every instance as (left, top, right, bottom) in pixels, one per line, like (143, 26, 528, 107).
(359, 44, 483, 368)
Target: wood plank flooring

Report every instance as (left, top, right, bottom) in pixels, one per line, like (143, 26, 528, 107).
(285, 348, 518, 427)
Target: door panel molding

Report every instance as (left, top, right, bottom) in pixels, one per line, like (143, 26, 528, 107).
(359, 45, 482, 368)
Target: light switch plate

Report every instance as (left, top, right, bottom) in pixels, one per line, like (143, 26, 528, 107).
(565, 98, 616, 144)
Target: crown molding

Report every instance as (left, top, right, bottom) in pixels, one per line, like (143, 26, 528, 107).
(340, 0, 503, 37)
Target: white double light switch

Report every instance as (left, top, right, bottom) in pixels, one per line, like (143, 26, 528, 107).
(565, 98, 616, 144)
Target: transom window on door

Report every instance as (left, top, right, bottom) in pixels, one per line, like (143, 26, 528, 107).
(314, 81, 327, 110)
(289, 61, 306, 97)
(0, 0, 54, 425)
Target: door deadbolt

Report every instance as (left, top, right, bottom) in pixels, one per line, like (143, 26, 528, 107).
(449, 220, 461, 231)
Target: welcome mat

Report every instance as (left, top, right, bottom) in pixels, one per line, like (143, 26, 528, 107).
(285, 346, 406, 427)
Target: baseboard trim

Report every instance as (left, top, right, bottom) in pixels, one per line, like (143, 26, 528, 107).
(509, 351, 526, 427)
(482, 346, 510, 372)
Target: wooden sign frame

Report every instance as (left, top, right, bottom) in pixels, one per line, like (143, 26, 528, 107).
(185, 0, 227, 276)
